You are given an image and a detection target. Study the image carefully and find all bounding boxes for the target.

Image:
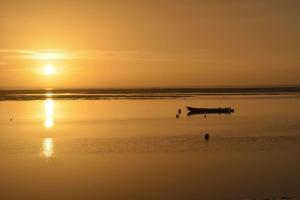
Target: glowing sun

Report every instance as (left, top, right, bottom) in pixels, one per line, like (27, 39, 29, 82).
(43, 64, 55, 75)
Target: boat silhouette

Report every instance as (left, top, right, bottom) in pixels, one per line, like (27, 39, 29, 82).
(187, 106, 234, 115)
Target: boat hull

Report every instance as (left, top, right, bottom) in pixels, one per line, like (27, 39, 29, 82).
(187, 106, 234, 114)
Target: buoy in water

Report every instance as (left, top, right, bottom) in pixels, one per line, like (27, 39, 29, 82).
(204, 133, 210, 140)
(178, 109, 181, 114)
(176, 114, 179, 118)
(204, 115, 207, 118)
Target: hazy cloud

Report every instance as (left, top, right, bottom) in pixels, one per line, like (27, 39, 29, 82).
(0, 49, 207, 62)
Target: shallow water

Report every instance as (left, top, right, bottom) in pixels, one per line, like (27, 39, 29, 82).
(0, 95, 300, 199)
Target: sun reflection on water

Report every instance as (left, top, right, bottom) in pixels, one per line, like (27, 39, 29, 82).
(44, 98, 54, 128)
(44, 118, 54, 128)
(42, 138, 54, 158)
(45, 92, 53, 97)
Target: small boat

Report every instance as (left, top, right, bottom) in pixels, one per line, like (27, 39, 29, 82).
(187, 106, 234, 114)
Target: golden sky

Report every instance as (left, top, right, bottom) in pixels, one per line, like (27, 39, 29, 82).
(0, 0, 299, 88)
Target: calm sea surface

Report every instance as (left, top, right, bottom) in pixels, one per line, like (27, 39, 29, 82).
(0, 88, 300, 200)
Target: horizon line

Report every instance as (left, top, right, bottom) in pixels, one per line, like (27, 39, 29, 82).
(1, 84, 300, 91)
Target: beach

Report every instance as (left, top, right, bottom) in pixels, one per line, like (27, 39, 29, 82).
(1, 0, 299, 198)
(0, 91, 300, 199)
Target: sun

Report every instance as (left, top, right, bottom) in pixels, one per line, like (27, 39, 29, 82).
(43, 64, 55, 75)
